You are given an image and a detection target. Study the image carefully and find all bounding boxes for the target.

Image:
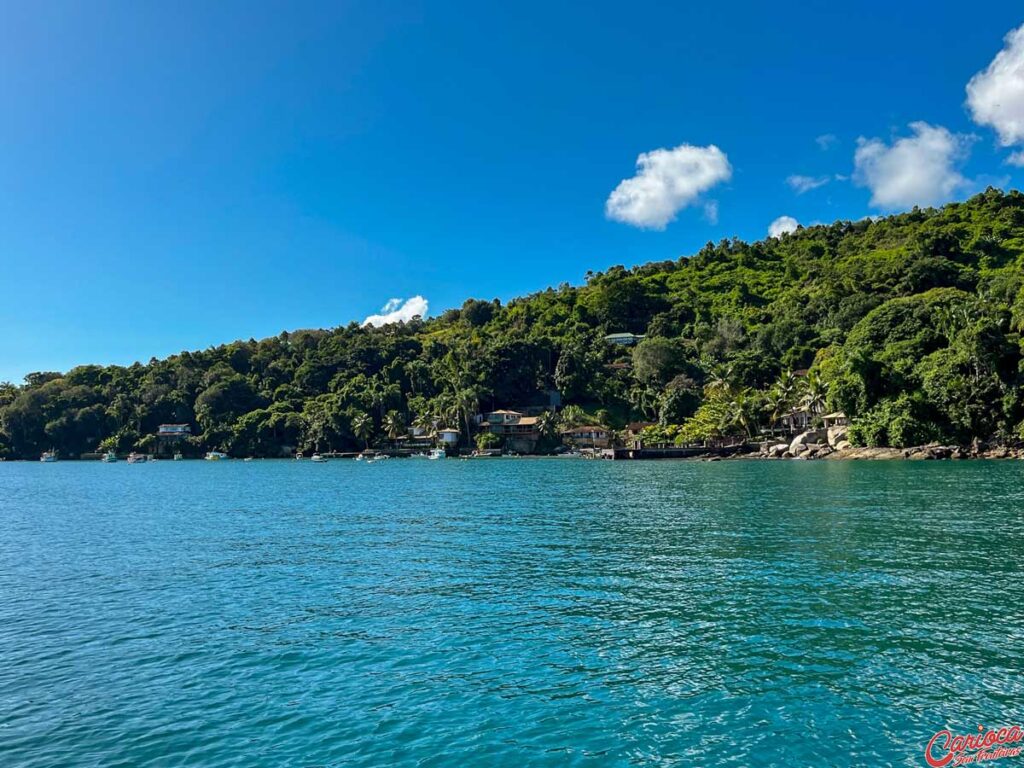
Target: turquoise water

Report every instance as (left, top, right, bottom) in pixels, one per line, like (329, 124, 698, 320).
(1, 459, 1022, 766)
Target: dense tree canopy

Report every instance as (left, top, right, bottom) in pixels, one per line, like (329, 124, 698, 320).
(4, 188, 1024, 458)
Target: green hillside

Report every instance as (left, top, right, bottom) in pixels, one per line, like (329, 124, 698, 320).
(5, 187, 1024, 458)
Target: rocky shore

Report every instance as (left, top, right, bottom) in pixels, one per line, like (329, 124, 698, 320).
(750, 426, 1024, 461)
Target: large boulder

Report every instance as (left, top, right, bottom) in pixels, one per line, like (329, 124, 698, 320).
(826, 426, 849, 448)
(769, 443, 789, 458)
(790, 429, 827, 454)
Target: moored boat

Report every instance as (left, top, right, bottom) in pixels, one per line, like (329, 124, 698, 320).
(127, 452, 148, 464)
(40, 451, 58, 463)
(427, 448, 446, 460)
(205, 451, 228, 461)
(101, 451, 118, 463)
(310, 453, 328, 463)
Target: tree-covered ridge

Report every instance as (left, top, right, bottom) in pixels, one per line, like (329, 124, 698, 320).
(4, 187, 1024, 459)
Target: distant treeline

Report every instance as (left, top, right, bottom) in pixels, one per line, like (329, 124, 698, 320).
(4, 188, 1024, 459)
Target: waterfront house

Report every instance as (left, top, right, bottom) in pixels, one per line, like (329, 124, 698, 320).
(485, 409, 523, 425)
(481, 410, 543, 453)
(822, 411, 848, 428)
(625, 421, 655, 449)
(604, 332, 645, 346)
(562, 426, 612, 449)
(778, 407, 812, 433)
(156, 424, 192, 455)
(437, 428, 461, 447)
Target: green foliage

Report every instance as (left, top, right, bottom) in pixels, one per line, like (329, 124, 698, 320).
(475, 432, 500, 451)
(4, 189, 1024, 457)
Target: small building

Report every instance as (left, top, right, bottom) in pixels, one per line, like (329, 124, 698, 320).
(562, 426, 612, 449)
(625, 421, 655, 449)
(486, 410, 523, 425)
(437, 428, 461, 447)
(604, 332, 645, 346)
(157, 424, 191, 437)
(156, 424, 192, 457)
(778, 408, 812, 434)
(822, 411, 848, 428)
(482, 410, 543, 453)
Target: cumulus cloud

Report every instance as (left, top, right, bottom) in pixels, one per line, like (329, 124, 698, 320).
(768, 216, 799, 238)
(1008, 151, 1024, 167)
(816, 134, 838, 150)
(605, 143, 732, 229)
(853, 122, 974, 209)
(363, 296, 428, 327)
(966, 24, 1024, 147)
(786, 174, 830, 194)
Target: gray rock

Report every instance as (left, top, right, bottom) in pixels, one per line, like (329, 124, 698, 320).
(790, 429, 827, 454)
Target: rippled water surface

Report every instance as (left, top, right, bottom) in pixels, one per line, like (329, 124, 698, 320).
(1, 459, 1023, 766)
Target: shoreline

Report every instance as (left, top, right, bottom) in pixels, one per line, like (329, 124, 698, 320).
(736, 443, 1024, 462)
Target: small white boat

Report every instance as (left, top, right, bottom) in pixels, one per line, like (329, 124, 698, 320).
(127, 452, 148, 464)
(427, 448, 446, 460)
(310, 453, 328, 463)
(173, 453, 183, 461)
(101, 451, 118, 463)
(369, 454, 389, 463)
(295, 452, 304, 460)
(243, 457, 254, 462)
(205, 451, 228, 461)
(40, 451, 58, 463)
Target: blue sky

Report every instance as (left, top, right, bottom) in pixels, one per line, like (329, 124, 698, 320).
(2, 1, 1024, 383)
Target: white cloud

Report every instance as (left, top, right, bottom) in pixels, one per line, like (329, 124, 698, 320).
(703, 200, 719, 224)
(768, 216, 799, 238)
(853, 122, 974, 209)
(363, 296, 428, 327)
(786, 174, 830, 194)
(816, 134, 838, 150)
(967, 24, 1024, 147)
(605, 143, 732, 229)
(1008, 151, 1024, 167)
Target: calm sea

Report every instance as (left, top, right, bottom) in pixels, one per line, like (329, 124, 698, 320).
(1, 458, 1022, 766)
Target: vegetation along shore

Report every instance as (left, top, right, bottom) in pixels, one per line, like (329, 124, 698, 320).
(5, 188, 1024, 461)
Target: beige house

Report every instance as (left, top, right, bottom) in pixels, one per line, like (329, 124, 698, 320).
(562, 426, 611, 449)
(481, 410, 542, 453)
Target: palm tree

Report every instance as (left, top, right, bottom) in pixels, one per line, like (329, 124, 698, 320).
(352, 412, 373, 450)
(560, 404, 587, 428)
(800, 369, 828, 418)
(765, 371, 798, 432)
(536, 410, 560, 439)
(412, 409, 434, 436)
(705, 362, 736, 394)
(383, 410, 406, 441)
(724, 388, 758, 440)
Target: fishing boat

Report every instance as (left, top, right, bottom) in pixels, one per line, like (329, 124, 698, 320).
(101, 451, 118, 463)
(40, 451, 58, 463)
(427, 448, 446, 460)
(310, 453, 328, 463)
(127, 452, 148, 464)
(205, 451, 228, 461)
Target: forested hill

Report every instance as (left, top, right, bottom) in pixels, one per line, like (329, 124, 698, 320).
(5, 187, 1024, 459)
